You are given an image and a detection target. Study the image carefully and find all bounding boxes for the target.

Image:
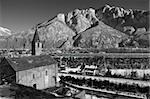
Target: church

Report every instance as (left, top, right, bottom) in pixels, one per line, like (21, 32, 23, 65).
(0, 29, 58, 89)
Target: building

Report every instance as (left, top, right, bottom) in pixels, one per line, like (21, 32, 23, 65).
(0, 55, 58, 89)
(32, 29, 43, 55)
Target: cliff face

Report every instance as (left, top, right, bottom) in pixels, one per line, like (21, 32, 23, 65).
(0, 4, 149, 49)
(96, 4, 149, 33)
(65, 8, 99, 33)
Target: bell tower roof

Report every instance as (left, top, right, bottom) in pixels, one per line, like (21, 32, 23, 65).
(32, 29, 40, 43)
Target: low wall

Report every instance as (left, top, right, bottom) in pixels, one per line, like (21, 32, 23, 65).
(110, 69, 150, 78)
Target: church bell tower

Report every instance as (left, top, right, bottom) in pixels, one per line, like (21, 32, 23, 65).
(31, 29, 43, 55)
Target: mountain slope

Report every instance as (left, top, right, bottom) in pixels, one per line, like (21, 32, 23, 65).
(73, 21, 127, 48)
(35, 14, 75, 49)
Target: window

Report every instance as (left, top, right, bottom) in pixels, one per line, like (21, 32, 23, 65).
(37, 42, 40, 48)
(33, 74, 35, 79)
(46, 70, 48, 76)
(42, 44, 44, 48)
(33, 84, 36, 89)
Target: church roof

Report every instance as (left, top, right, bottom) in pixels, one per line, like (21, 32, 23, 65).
(32, 29, 40, 42)
(1, 55, 57, 72)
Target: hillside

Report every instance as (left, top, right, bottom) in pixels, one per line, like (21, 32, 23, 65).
(73, 21, 127, 48)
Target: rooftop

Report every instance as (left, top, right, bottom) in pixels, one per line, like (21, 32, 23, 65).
(1, 55, 57, 72)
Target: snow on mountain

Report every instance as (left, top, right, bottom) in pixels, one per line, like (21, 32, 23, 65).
(0, 27, 12, 36)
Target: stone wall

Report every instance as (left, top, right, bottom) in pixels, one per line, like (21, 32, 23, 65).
(16, 64, 57, 89)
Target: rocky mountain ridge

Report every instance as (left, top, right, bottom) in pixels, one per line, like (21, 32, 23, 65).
(96, 4, 149, 34)
(0, 4, 149, 49)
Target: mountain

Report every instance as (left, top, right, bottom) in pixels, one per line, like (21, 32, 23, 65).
(73, 21, 127, 48)
(95, 5, 150, 48)
(96, 4, 149, 33)
(0, 27, 12, 36)
(0, 4, 149, 49)
(34, 14, 75, 49)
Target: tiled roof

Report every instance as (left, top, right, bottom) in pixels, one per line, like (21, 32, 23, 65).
(3, 55, 57, 72)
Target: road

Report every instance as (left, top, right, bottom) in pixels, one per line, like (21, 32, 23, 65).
(64, 82, 147, 99)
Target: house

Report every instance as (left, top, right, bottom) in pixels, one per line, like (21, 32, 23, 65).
(0, 55, 58, 89)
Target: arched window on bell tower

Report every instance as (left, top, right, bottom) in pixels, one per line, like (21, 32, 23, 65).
(37, 42, 40, 48)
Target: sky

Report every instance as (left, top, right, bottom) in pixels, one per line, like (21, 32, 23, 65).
(0, 0, 149, 33)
